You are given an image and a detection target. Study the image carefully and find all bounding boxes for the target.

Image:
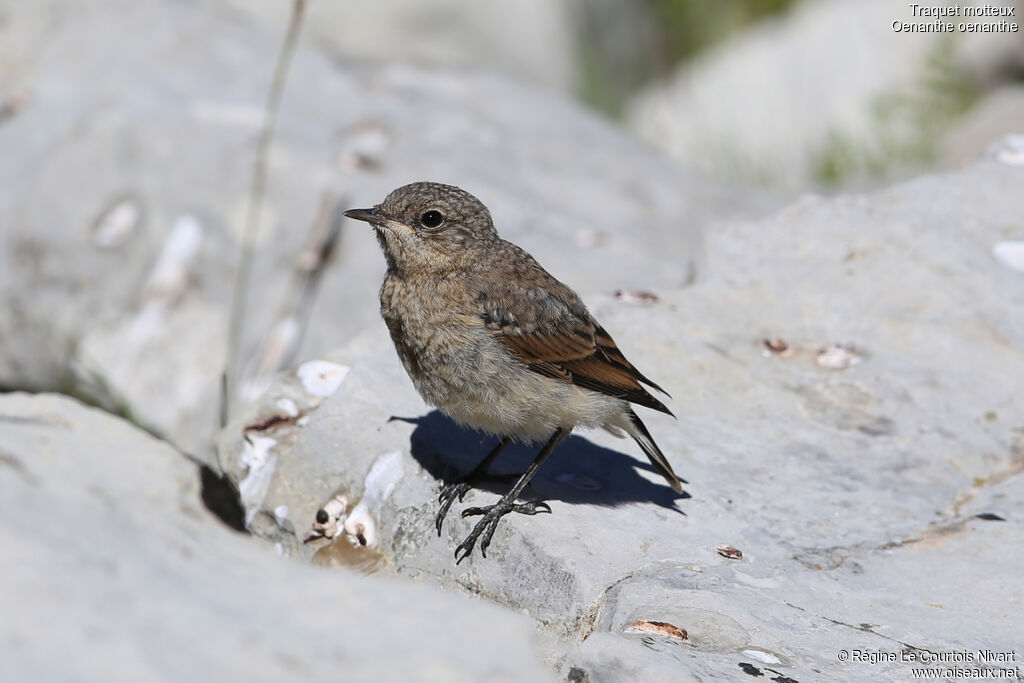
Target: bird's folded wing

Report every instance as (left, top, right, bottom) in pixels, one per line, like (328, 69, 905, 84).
(477, 284, 672, 415)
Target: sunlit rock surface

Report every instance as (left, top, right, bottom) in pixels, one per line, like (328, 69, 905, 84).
(217, 155, 1024, 680)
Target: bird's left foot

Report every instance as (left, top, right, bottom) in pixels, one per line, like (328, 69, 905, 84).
(453, 499, 551, 563)
(435, 481, 473, 535)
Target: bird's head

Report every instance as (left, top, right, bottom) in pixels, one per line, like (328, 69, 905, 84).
(344, 182, 498, 275)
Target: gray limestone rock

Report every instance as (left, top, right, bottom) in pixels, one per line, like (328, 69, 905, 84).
(3, 1, 1022, 679)
(0, 0, 759, 458)
(942, 86, 1024, 166)
(215, 0, 577, 94)
(217, 154, 1024, 680)
(0, 392, 550, 682)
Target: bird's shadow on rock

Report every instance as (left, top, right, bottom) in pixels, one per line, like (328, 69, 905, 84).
(395, 410, 689, 513)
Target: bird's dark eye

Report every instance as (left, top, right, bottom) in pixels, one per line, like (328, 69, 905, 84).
(420, 210, 444, 229)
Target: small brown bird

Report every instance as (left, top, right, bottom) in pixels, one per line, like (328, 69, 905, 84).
(345, 182, 683, 562)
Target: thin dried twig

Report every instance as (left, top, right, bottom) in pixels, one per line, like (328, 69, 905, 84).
(222, 0, 308, 427)
(285, 192, 344, 367)
(239, 193, 344, 401)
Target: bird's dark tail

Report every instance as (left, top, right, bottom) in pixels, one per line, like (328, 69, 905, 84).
(628, 409, 685, 493)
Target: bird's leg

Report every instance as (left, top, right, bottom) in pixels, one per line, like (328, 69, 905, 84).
(435, 436, 512, 535)
(454, 427, 569, 563)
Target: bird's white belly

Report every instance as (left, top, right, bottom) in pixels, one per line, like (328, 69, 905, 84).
(381, 278, 629, 442)
(412, 331, 629, 442)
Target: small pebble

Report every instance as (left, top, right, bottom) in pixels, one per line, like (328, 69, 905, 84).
(614, 290, 660, 305)
(304, 493, 349, 542)
(716, 544, 743, 559)
(761, 338, 791, 357)
(626, 620, 688, 641)
(975, 513, 1006, 521)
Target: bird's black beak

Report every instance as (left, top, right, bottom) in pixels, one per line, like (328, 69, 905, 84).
(344, 207, 413, 233)
(343, 207, 382, 224)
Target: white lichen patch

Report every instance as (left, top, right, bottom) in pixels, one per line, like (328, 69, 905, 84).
(91, 197, 142, 248)
(275, 398, 299, 418)
(363, 450, 404, 505)
(743, 650, 781, 665)
(343, 500, 377, 548)
(343, 451, 404, 549)
(994, 134, 1024, 166)
(297, 360, 350, 398)
(238, 436, 278, 527)
(816, 344, 863, 370)
(143, 214, 203, 304)
(993, 241, 1024, 273)
(116, 215, 205, 349)
(273, 505, 289, 526)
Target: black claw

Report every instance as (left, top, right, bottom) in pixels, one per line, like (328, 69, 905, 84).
(436, 482, 471, 536)
(454, 537, 476, 564)
(434, 508, 447, 537)
(480, 522, 498, 556)
(516, 501, 551, 516)
(462, 501, 550, 518)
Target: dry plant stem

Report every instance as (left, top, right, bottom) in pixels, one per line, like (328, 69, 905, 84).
(283, 193, 344, 367)
(247, 193, 344, 385)
(222, 0, 308, 427)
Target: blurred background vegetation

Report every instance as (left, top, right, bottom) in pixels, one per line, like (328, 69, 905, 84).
(571, 0, 1022, 190)
(575, 0, 801, 116)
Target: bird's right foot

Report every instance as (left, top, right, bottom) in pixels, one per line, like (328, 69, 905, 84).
(453, 498, 551, 563)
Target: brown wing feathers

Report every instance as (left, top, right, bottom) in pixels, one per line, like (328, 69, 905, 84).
(479, 287, 673, 416)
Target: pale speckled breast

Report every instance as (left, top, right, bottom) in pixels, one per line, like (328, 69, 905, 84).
(379, 273, 491, 405)
(378, 272, 629, 441)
